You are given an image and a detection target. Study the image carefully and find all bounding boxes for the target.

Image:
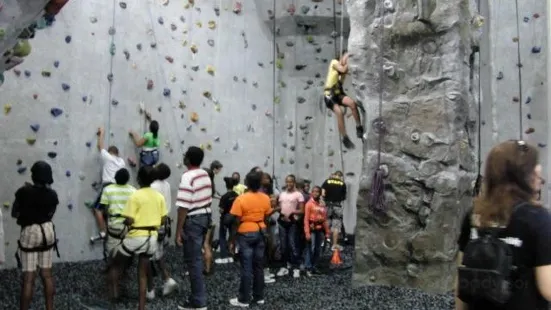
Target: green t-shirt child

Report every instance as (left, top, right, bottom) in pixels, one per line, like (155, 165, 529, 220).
(143, 132, 160, 149)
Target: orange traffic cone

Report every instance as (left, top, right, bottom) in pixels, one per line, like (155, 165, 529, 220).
(331, 248, 343, 265)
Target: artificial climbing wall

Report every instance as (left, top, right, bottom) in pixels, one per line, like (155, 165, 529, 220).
(0, 0, 362, 269)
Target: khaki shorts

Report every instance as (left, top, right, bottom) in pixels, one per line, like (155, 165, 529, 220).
(117, 236, 157, 257)
(327, 203, 344, 232)
(19, 222, 55, 272)
(105, 227, 126, 258)
(153, 238, 168, 261)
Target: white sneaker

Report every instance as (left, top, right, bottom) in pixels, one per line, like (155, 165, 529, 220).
(264, 268, 275, 278)
(276, 267, 288, 276)
(331, 244, 344, 251)
(228, 257, 234, 263)
(229, 297, 249, 307)
(146, 289, 155, 300)
(215, 258, 229, 264)
(293, 269, 301, 278)
(264, 275, 276, 283)
(306, 271, 313, 277)
(162, 278, 178, 296)
(253, 299, 265, 305)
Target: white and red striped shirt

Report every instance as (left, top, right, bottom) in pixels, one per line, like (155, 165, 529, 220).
(176, 168, 213, 215)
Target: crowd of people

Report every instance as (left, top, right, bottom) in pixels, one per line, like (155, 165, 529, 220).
(9, 123, 350, 310)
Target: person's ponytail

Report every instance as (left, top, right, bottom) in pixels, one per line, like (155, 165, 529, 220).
(150, 120, 159, 139)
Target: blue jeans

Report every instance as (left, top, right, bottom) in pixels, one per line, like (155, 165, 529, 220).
(219, 213, 234, 258)
(182, 214, 211, 307)
(304, 230, 324, 270)
(237, 232, 265, 303)
(278, 220, 300, 268)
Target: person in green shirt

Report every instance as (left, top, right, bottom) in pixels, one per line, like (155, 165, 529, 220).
(129, 120, 160, 167)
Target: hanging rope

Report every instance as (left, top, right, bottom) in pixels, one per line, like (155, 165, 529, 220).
(473, 0, 483, 197)
(330, 0, 345, 174)
(368, 0, 386, 213)
(513, 0, 523, 140)
(105, 0, 117, 147)
(271, 0, 278, 189)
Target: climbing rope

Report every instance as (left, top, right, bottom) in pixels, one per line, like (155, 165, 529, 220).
(271, 0, 277, 182)
(105, 0, 117, 147)
(368, 0, 386, 213)
(513, 0, 524, 140)
(473, 0, 483, 196)
(144, 1, 185, 157)
(330, 0, 346, 174)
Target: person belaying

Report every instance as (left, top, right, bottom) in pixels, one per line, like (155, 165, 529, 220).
(228, 171, 273, 307)
(175, 146, 212, 310)
(202, 160, 223, 275)
(304, 186, 330, 276)
(232, 172, 247, 195)
(107, 166, 167, 310)
(323, 51, 364, 149)
(11, 161, 59, 310)
(321, 171, 347, 254)
(99, 168, 136, 268)
(129, 120, 161, 167)
(276, 174, 305, 278)
(93, 127, 126, 241)
(147, 163, 178, 299)
(215, 177, 239, 265)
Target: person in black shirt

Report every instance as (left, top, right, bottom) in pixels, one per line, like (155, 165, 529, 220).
(215, 176, 238, 264)
(321, 171, 347, 251)
(11, 161, 59, 310)
(456, 140, 551, 310)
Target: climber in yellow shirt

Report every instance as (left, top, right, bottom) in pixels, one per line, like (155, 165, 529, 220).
(323, 52, 364, 150)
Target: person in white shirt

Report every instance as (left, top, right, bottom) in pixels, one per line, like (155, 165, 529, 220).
(147, 163, 177, 299)
(93, 127, 126, 242)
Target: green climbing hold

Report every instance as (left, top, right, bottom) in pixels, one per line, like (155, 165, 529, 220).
(41, 71, 51, 77)
(274, 96, 280, 104)
(13, 40, 32, 57)
(110, 43, 116, 56)
(306, 35, 314, 43)
(0, 28, 5, 39)
(276, 58, 283, 69)
(3, 202, 10, 209)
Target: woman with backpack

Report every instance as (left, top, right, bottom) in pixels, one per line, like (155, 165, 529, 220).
(129, 120, 160, 167)
(455, 140, 551, 310)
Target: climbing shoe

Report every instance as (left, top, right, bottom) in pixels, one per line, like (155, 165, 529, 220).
(342, 136, 355, 149)
(356, 126, 365, 139)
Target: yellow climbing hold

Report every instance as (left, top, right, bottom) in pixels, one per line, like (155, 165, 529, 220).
(4, 103, 12, 115)
(179, 100, 186, 109)
(203, 91, 211, 99)
(306, 35, 314, 43)
(13, 40, 32, 57)
(276, 58, 283, 69)
(280, 157, 285, 164)
(274, 96, 280, 104)
(26, 137, 36, 145)
(190, 112, 199, 122)
(169, 74, 176, 82)
(472, 15, 485, 28)
(215, 104, 220, 112)
(196, 21, 202, 28)
(182, 40, 188, 47)
(190, 44, 198, 53)
(206, 65, 215, 75)
(3, 201, 10, 208)
(208, 21, 216, 30)
(199, 144, 204, 150)
(184, 3, 190, 9)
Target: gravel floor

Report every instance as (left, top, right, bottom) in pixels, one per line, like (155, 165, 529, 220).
(0, 245, 454, 310)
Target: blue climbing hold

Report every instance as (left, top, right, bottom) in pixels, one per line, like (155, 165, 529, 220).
(86, 141, 92, 147)
(525, 96, 532, 104)
(523, 17, 530, 22)
(67, 203, 73, 210)
(65, 170, 71, 177)
(538, 143, 546, 148)
(51, 108, 63, 117)
(532, 46, 541, 54)
(163, 88, 171, 97)
(82, 96, 88, 102)
(65, 35, 72, 43)
(61, 83, 70, 91)
(527, 113, 531, 119)
(54, 60, 60, 68)
(17, 166, 27, 174)
(24, 70, 31, 77)
(54, 141, 58, 146)
(30, 124, 40, 132)
(47, 152, 57, 159)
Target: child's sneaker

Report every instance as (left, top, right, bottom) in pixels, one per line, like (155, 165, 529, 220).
(276, 267, 289, 276)
(293, 269, 301, 278)
(163, 278, 178, 296)
(342, 136, 355, 149)
(356, 126, 365, 139)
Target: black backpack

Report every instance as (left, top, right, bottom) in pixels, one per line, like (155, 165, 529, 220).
(457, 204, 524, 305)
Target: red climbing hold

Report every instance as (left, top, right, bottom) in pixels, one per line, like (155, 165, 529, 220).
(288, 3, 296, 15)
(233, 1, 242, 14)
(533, 13, 540, 19)
(147, 79, 154, 90)
(165, 56, 174, 63)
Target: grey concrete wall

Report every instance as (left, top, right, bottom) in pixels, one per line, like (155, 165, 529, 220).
(0, 0, 362, 269)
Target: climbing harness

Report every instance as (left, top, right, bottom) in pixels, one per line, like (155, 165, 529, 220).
(105, 0, 117, 147)
(15, 223, 60, 269)
(368, 0, 387, 213)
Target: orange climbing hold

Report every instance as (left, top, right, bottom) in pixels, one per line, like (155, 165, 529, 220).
(190, 112, 199, 122)
(331, 248, 343, 265)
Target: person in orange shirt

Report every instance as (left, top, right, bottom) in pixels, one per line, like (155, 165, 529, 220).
(304, 186, 330, 276)
(228, 171, 273, 307)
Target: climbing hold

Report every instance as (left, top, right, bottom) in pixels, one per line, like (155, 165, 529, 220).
(496, 71, 503, 80)
(3, 202, 9, 209)
(306, 36, 314, 43)
(301, 5, 309, 14)
(276, 59, 283, 69)
(86, 142, 92, 148)
(169, 74, 176, 82)
(525, 127, 535, 134)
(525, 96, 532, 104)
(538, 143, 546, 148)
(123, 49, 130, 60)
(4, 104, 11, 115)
(286, 41, 294, 47)
(17, 166, 27, 174)
(158, 17, 164, 25)
(186, 125, 192, 131)
(108, 27, 116, 35)
(165, 56, 174, 63)
(233, 1, 242, 14)
(196, 21, 202, 28)
(51, 108, 63, 117)
(512, 37, 519, 42)
(119, 2, 127, 9)
(163, 88, 171, 97)
(82, 96, 88, 102)
(297, 97, 306, 104)
(206, 65, 215, 75)
(30, 124, 40, 132)
(47, 152, 57, 159)
(111, 99, 119, 106)
(523, 17, 529, 23)
(287, 4, 295, 15)
(533, 13, 540, 18)
(68, 203, 73, 210)
(233, 142, 239, 151)
(170, 23, 177, 31)
(13, 40, 32, 57)
(214, 136, 220, 142)
(16, 159, 22, 165)
(214, 6, 220, 16)
(207, 39, 214, 47)
(532, 46, 541, 54)
(65, 35, 72, 43)
(190, 112, 199, 122)
(110, 43, 116, 56)
(527, 113, 532, 119)
(90, 16, 98, 23)
(203, 91, 211, 99)
(41, 71, 51, 77)
(65, 170, 71, 177)
(147, 79, 154, 90)
(252, 104, 257, 111)
(191, 65, 199, 72)
(107, 73, 113, 82)
(61, 82, 71, 91)
(512, 97, 519, 102)
(252, 82, 258, 88)
(208, 21, 216, 30)
(24, 70, 31, 77)
(137, 43, 142, 50)
(151, 42, 157, 48)
(190, 44, 198, 53)
(26, 138, 36, 145)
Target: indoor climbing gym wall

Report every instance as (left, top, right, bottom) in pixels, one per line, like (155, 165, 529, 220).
(351, 0, 548, 293)
(0, 0, 361, 269)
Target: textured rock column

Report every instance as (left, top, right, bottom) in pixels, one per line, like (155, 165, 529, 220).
(349, 0, 479, 293)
